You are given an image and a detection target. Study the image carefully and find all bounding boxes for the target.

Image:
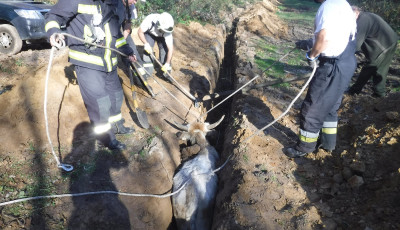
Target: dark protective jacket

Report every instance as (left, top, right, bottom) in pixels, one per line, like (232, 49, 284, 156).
(356, 12, 399, 62)
(45, 0, 133, 72)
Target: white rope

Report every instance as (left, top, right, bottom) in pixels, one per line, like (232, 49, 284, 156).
(44, 44, 73, 172)
(242, 63, 317, 143)
(0, 181, 188, 207)
(198, 47, 297, 120)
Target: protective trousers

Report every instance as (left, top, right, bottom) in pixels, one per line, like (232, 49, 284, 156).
(75, 65, 124, 144)
(296, 40, 357, 153)
(350, 42, 397, 97)
(142, 32, 168, 76)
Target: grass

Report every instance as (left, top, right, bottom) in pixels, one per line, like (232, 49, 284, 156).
(276, 0, 318, 28)
(254, 40, 306, 84)
(0, 63, 13, 74)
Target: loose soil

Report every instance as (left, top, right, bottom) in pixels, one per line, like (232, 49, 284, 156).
(0, 0, 399, 229)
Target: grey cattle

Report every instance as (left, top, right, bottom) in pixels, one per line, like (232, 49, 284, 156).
(172, 116, 225, 230)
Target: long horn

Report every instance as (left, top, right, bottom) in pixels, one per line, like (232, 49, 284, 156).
(207, 115, 225, 130)
(174, 121, 189, 131)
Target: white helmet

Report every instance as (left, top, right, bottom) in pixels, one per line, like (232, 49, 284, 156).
(157, 12, 174, 33)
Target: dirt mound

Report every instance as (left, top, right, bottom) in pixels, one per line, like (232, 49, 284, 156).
(239, 0, 287, 38)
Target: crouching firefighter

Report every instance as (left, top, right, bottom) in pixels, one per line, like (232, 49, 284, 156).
(45, 0, 136, 150)
(137, 12, 174, 80)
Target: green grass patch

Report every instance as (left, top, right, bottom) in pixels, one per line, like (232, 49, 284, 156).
(277, 0, 319, 27)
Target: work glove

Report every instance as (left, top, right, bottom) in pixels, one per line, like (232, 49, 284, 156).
(49, 33, 65, 49)
(295, 39, 313, 51)
(144, 43, 152, 54)
(306, 51, 319, 69)
(161, 63, 172, 73)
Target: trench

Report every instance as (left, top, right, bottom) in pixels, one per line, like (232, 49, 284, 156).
(206, 19, 238, 153)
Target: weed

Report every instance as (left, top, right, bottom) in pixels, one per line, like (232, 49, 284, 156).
(15, 59, 24, 67)
(139, 149, 147, 158)
(147, 134, 156, 145)
(242, 154, 249, 162)
(153, 125, 161, 133)
(0, 64, 13, 74)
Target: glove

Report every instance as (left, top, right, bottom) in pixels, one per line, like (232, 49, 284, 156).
(50, 33, 65, 48)
(144, 43, 152, 54)
(161, 63, 172, 73)
(306, 51, 319, 69)
(295, 39, 313, 51)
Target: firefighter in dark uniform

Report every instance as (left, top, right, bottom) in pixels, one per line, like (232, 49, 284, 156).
(117, 0, 149, 79)
(285, 0, 358, 158)
(348, 6, 399, 98)
(45, 0, 136, 150)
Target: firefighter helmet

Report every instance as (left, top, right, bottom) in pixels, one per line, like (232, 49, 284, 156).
(157, 12, 174, 33)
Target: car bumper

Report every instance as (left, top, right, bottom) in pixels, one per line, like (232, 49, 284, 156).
(11, 17, 47, 41)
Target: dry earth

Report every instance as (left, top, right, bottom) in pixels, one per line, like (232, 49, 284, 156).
(0, 0, 399, 229)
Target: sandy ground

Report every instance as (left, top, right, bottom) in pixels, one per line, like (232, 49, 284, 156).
(0, 0, 399, 229)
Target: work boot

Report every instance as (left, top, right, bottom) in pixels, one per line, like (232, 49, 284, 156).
(284, 147, 308, 158)
(97, 134, 126, 151)
(107, 139, 126, 150)
(112, 119, 135, 135)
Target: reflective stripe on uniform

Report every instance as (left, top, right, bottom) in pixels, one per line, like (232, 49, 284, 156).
(143, 63, 153, 68)
(322, 121, 337, 134)
(45, 21, 60, 32)
(104, 23, 112, 72)
(108, 113, 122, 123)
(77, 4, 99, 14)
(112, 57, 118, 66)
(115, 37, 127, 48)
(323, 121, 338, 128)
(69, 50, 104, 66)
(322, 127, 337, 134)
(94, 123, 111, 134)
(299, 129, 319, 143)
(137, 67, 146, 75)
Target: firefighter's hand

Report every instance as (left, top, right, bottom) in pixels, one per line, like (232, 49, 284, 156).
(161, 63, 171, 73)
(123, 21, 132, 38)
(128, 55, 137, 63)
(306, 51, 319, 69)
(144, 43, 152, 54)
(50, 33, 65, 48)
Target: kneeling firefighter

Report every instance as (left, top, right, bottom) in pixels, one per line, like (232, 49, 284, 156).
(45, 0, 136, 150)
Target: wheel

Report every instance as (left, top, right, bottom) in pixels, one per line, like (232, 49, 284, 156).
(0, 24, 23, 55)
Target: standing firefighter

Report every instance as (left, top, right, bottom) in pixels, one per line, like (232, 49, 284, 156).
(284, 0, 357, 158)
(137, 12, 174, 80)
(45, 0, 136, 150)
(348, 6, 399, 98)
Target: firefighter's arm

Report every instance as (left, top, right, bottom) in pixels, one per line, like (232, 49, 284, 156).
(309, 28, 328, 59)
(116, 30, 136, 62)
(44, 0, 78, 46)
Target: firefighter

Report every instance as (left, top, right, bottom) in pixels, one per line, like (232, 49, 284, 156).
(117, 0, 149, 80)
(284, 0, 357, 158)
(45, 0, 136, 150)
(348, 6, 399, 98)
(137, 12, 174, 80)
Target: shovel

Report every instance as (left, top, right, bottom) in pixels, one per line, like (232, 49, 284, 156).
(127, 64, 150, 129)
(130, 62, 155, 98)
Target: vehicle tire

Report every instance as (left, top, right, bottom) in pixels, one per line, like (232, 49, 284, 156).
(0, 24, 23, 55)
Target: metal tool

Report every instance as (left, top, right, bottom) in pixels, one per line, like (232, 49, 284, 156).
(130, 62, 155, 97)
(149, 53, 197, 103)
(127, 64, 150, 129)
